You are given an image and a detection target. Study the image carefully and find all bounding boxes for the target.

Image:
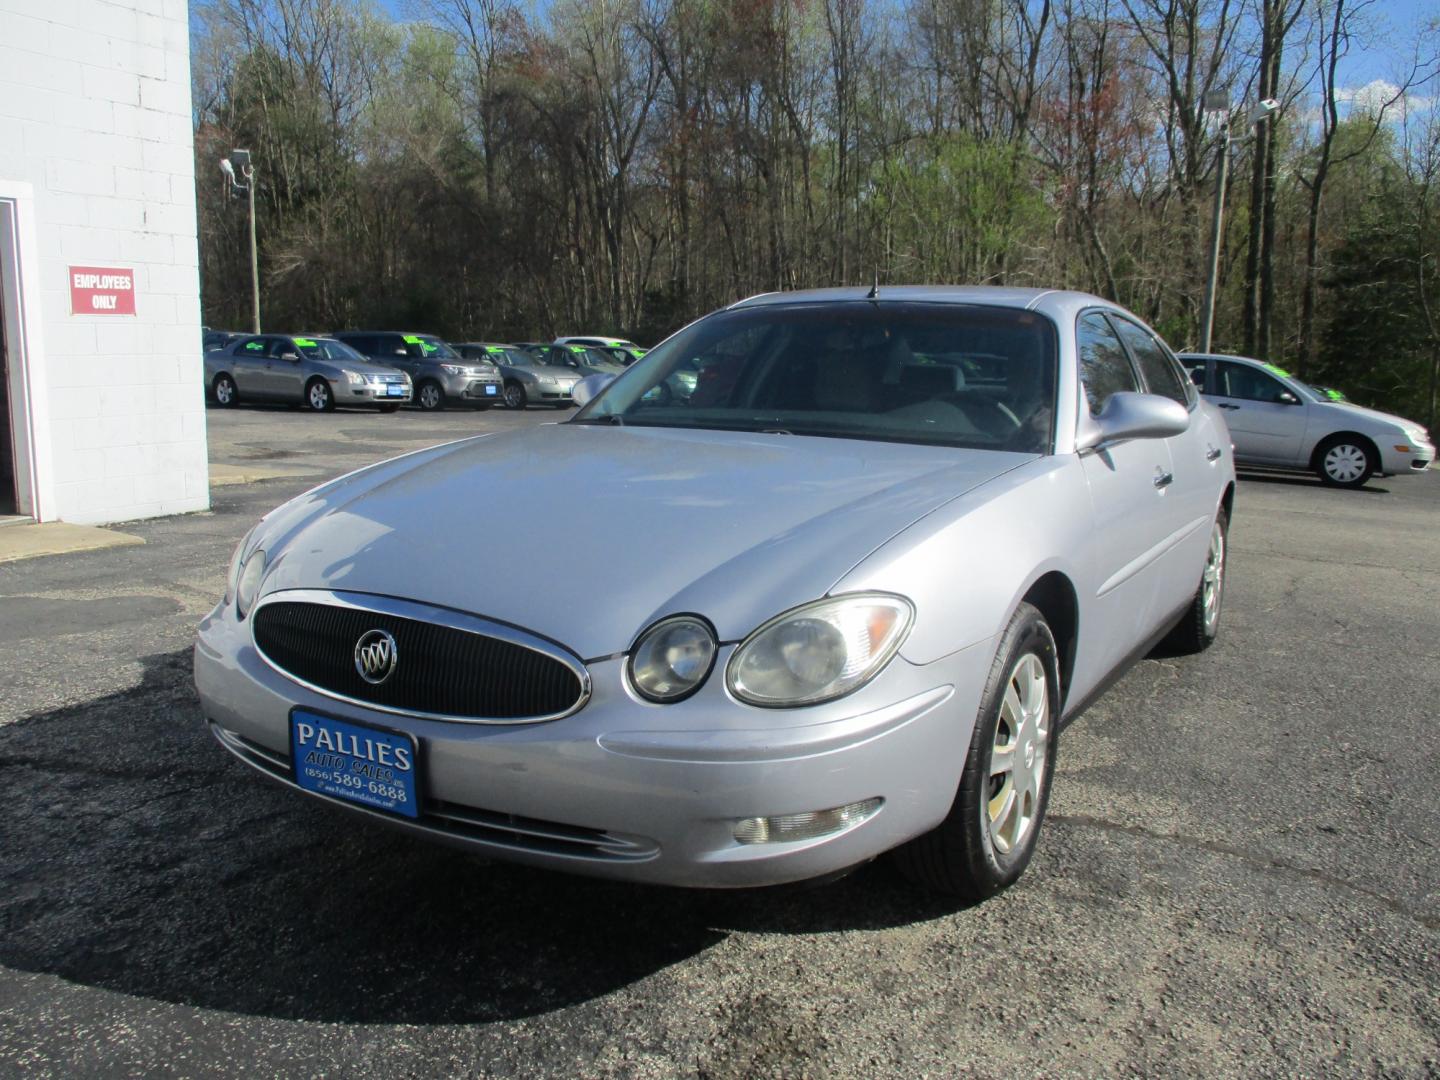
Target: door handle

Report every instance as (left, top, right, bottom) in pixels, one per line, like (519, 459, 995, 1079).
(1206, 446, 1223, 462)
(1217, 403, 1239, 410)
(1153, 469, 1174, 489)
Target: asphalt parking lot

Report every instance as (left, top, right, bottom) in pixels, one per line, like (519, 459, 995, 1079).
(1, 404, 1436, 1078)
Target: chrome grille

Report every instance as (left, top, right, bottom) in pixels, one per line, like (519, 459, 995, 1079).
(251, 591, 588, 723)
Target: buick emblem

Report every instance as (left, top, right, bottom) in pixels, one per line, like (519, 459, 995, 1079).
(354, 629, 399, 685)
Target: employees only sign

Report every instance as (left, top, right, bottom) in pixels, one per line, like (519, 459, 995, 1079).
(69, 266, 136, 315)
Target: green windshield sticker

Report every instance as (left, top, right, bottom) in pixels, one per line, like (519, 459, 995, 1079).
(403, 335, 423, 344)
(485, 346, 503, 353)
(1263, 362, 1292, 378)
(245, 341, 264, 351)
(1326, 388, 1344, 401)
(294, 338, 317, 347)
(420, 342, 438, 355)
(570, 345, 586, 352)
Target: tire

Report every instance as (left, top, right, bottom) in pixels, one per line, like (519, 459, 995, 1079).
(894, 602, 1060, 899)
(1161, 506, 1228, 654)
(378, 404, 400, 414)
(416, 381, 446, 411)
(503, 382, 527, 409)
(1314, 435, 1375, 488)
(305, 378, 335, 413)
(212, 373, 238, 407)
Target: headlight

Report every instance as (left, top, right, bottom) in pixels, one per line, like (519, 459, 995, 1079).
(235, 549, 267, 620)
(441, 364, 464, 375)
(345, 370, 366, 385)
(224, 528, 255, 606)
(629, 615, 717, 702)
(728, 594, 913, 707)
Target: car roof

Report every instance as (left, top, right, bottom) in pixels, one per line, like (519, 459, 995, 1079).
(727, 285, 1101, 312)
(1177, 352, 1266, 364)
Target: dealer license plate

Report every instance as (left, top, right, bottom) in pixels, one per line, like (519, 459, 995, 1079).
(291, 710, 419, 818)
(485, 384, 498, 395)
(386, 384, 406, 396)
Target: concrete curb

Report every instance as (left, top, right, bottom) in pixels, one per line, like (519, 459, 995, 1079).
(0, 522, 146, 564)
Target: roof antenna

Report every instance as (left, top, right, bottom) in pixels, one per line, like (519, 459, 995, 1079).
(866, 269, 879, 299)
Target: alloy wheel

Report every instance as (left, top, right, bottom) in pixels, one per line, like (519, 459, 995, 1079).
(215, 377, 234, 405)
(504, 384, 525, 409)
(308, 381, 331, 411)
(1202, 517, 1225, 636)
(986, 652, 1050, 855)
(419, 383, 442, 410)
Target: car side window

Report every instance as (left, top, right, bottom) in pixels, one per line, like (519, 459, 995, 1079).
(1076, 312, 1138, 416)
(267, 338, 297, 359)
(1216, 361, 1290, 404)
(1111, 318, 1189, 407)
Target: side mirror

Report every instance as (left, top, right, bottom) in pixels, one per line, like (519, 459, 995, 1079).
(279, 351, 300, 361)
(1077, 392, 1190, 452)
(1278, 390, 1300, 405)
(572, 372, 616, 408)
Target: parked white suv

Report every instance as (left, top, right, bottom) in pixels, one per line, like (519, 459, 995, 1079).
(1180, 353, 1434, 488)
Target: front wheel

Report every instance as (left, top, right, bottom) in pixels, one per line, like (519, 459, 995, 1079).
(1315, 436, 1375, 488)
(416, 381, 446, 411)
(305, 378, 334, 412)
(894, 602, 1059, 899)
(1161, 506, 1228, 654)
(503, 382, 527, 409)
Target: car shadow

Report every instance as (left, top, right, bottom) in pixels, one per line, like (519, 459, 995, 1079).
(0, 650, 964, 1024)
(1236, 469, 1390, 494)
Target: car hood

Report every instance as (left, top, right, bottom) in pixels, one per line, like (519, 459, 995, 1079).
(1314, 400, 1425, 436)
(327, 358, 406, 377)
(258, 425, 1033, 658)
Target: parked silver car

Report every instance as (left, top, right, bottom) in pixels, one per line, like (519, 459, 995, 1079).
(205, 334, 411, 412)
(332, 332, 503, 411)
(1180, 353, 1434, 488)
(196, 287, 1234, 897)
(452, 342, 582, 409)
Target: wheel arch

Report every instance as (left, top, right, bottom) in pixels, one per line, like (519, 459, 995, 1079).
(1221, 480, 1235, 523)
(1019, 571, 1078, 710)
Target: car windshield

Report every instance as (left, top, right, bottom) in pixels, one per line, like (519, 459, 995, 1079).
(572, 302, 1057, 453)
(500, 348, 536, 366)
(404, 335, 459, 360)
(295, 338, 366, 362)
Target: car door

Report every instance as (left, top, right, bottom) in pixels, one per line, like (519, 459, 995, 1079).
(263, 337, 307, 401)
(1111, 317, 1219, 618)
(1075, 311, 1178, 665)
(230, 336, 273, 395)
(1208, 360, 1308, 465)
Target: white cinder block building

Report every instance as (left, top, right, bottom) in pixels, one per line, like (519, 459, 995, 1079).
(0, 0, 208, 525)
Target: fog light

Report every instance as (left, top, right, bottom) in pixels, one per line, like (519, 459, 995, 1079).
(733, 798, 882, 845)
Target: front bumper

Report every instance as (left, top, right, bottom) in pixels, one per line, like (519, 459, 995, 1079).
(194, 600, 990, 888)
(440, 371, 504, 404)
(531, 381, 576, 403)
(1378, 437, 1435, 475)
(343, 382, 411, 405)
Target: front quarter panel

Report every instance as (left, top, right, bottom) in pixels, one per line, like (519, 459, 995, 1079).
(833, 456, 1095, 670)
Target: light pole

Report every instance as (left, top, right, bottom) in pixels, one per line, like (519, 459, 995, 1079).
(1198, 95, 1278, 354)
(221, 149, 260, 334)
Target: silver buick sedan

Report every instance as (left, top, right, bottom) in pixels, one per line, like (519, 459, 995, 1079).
(195, 287, 1235, 898)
